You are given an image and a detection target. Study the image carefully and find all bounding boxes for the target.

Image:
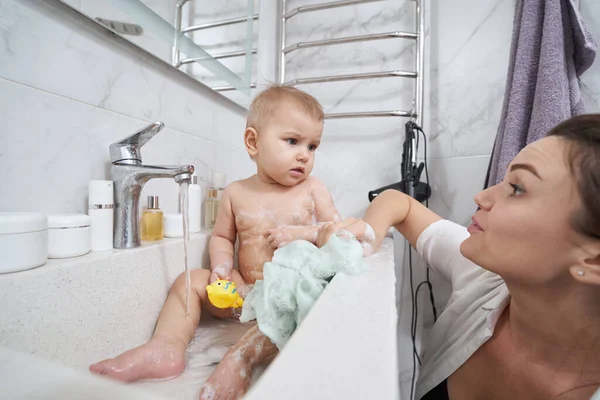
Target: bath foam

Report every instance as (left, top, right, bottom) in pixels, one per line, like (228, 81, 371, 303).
(239, 232, 367, 349)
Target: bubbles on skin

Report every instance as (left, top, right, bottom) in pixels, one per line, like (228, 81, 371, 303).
(212, 262, 233, 278)
(363, 223, 375, 242)
(361, 243, 374, 257)
(199, 383, 216, 400)
(361, 223, 376, 257)
(335, 230, 356, 241)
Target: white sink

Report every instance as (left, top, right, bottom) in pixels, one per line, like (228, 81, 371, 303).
(0, 232, 397, 400)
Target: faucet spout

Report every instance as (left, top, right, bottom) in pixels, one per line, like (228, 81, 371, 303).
(111, 163, 194, 249)
(109, 121, 198, 249)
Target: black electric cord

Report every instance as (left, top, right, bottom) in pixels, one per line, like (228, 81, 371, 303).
(408, 122, 437, 400)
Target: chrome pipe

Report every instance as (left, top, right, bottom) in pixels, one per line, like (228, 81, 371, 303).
(172, 0, 189, 66)
(279, 0, 287, 83)
(178, 49, 257, 65)
(415, 0, 425, 128)
(324, 110, 416, 119)
(286, 70, 417, 86)
(284, 0, 384, 20)
(182, 14, 258, 33)
(213, 82, 257, 92)
(284, 31, 417, 53)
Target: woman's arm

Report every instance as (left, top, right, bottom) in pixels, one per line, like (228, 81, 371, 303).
(317, 189, 442, 253)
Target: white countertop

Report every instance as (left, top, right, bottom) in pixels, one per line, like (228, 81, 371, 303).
(0, 234, 397, 400)
(246, 237, 398, 400)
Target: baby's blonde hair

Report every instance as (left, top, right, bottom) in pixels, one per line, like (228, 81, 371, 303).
(246, 84, 324, 130)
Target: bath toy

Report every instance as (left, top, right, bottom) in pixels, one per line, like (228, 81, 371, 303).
(206, 280, 244, 309)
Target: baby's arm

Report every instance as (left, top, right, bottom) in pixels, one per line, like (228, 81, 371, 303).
(311, 179, 342, 223)
(208, 187, 237, 283)
(267, 178, 340, 247)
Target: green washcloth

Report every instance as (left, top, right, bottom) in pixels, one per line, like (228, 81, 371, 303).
(239, 233, 367, 349)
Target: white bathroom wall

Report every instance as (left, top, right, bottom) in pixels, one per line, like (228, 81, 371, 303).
(581, 0, 600, 112)
(0, 0, 254, 216)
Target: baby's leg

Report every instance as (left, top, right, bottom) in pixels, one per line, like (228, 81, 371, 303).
(89, 268, 212, 382)
(199, 325, 278, 400)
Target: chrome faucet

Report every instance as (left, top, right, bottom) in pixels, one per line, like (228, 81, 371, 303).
(109, 121, 194, 249)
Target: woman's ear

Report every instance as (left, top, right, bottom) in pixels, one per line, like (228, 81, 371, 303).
(244, 127, 259, 159)
(570, 252, 600, 285)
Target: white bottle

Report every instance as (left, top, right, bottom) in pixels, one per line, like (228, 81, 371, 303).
(188, 174, 202, 233)
(88, 180, 114, 251)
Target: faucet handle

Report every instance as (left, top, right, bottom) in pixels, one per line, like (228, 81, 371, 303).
(109, 121, 165, 164)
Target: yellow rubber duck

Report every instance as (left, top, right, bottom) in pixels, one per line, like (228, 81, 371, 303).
(206, 280, 244, 309)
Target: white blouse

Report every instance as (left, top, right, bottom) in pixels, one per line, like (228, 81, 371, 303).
(414, 219, 510, 399)
(414, 219, 600, 400)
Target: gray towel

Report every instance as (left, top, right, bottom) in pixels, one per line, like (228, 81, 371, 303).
(485, 0, 597, 187)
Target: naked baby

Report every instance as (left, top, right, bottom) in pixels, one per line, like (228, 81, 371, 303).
(90, 84, 371, 399)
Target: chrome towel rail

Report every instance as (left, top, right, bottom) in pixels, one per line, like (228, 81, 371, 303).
(285, 70, 417, 86)
(182, 14, 258, 34)
(284, 0, 386, 20)
(278, 0, 426, 126)
(283, 31, 417, 54)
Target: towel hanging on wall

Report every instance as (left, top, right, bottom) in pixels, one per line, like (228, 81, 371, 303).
(484, 0, 597, 188)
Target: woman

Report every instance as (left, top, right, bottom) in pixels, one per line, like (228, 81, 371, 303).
(318, 114, 600, 400)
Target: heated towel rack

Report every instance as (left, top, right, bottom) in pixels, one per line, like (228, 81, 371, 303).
(172, 0, 257, 91)
(278, 0, 425, 127)
(171, 0, 425, 126)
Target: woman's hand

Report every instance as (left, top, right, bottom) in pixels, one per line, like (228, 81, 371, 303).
(316, 218, 369, 247)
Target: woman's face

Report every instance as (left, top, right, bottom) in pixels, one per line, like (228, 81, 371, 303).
(461, 136, 587, 284)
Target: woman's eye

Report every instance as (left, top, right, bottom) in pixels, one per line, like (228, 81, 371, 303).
(286, 138, 298, 145)
(509, 183, 525, 196)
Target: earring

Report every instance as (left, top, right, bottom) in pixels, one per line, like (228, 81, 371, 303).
(577, 270, 585, 276)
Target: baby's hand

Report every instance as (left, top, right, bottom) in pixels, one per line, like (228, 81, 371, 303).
(316, 218, 376, 256)
(266, 226, 295, 249)
(210, 263, 232, 283)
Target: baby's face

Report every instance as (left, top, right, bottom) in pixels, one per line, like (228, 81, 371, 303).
(255, 103, 323, 186)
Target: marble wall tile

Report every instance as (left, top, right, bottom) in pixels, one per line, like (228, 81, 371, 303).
(0, 77, 215, 215)
(581, 0, 600, 112)
(214, 142, 257, 184)
(427, 155, 491, 226)
(428, 0, 514, 159)
(0, 0, 246, 141)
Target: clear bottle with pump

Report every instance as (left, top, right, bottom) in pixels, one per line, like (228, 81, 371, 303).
(204, 172, 227, 229)
(141, 195, 163, 241)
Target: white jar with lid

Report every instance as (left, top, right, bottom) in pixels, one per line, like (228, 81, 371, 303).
(163, 213, 184, 238)
(0, 212, 48, 274)
(47, 214, 91, 259)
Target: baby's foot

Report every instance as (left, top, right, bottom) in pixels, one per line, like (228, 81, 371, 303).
(198, 351, 252, 400)
(89, 335, 186, 382)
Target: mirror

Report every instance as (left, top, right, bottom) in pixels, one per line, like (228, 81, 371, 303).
(60, 0, 258, 107)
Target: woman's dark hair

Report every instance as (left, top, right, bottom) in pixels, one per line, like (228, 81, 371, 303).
(547, 114, 600, 239)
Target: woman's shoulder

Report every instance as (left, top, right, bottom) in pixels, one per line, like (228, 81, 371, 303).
(416, 219, 490, 285)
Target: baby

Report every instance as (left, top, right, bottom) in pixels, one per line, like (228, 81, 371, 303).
(90, 85, 344, 399)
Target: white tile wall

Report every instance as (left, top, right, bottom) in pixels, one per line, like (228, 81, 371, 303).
(0, 0, 247, 216)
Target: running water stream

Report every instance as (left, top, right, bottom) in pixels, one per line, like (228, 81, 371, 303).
(179, 181, 191, 317)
